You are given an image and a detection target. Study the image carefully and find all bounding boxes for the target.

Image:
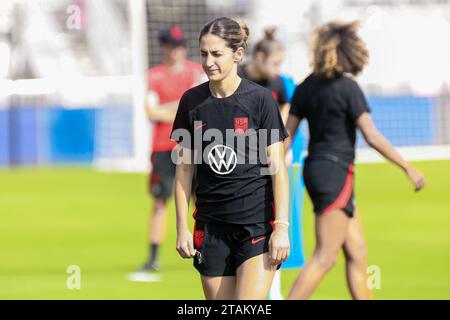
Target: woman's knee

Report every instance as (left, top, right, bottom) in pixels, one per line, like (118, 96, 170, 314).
(313, 251, 339, 272)
(153, 198, 167, 214)
(201, 276, 236, 300)
(344, 241, 368, 264)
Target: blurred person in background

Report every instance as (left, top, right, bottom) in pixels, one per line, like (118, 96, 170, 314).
(238, 27, 290, 122)
(137, 26, 205, 276)
(285, 21, 426, 300)
(239, 26, 298, 299)
(172, 17, 290, 299)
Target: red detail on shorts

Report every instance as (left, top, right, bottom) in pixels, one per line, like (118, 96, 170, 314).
(270, 203, 275, 229)
(269, 220, 275, 230)
(323, 164, 355, 214)
(193, 220, 204, 250)
(149, 155, 161, 191)
(272, 91, 278, 102)
(269, 202, 276, 230)
(234, 117, 248, 134)
(251, 236, 266, 245)
(192, 209, 197, 219)
(150, 171, 160, 185)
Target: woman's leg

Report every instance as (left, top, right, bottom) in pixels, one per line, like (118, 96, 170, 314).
(287, 209, 350, 300)
(150, 197, 169, 244)
(235, 253, 275, 300)
(201, 276, 236, 300)
(141, 197, 168, 270)
(343, 210, 372, 299)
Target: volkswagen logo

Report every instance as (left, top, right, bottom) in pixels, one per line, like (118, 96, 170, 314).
(207, 145, 237, 175)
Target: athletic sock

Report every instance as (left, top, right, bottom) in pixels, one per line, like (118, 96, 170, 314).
(149, 243, 159, 266)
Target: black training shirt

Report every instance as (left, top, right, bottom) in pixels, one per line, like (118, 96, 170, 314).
(289, 73, 370, 163)
(238, 64, 288, 107)
(171, 78, 288, 224)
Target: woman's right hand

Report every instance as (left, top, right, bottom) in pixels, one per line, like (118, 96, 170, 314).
(405, 166, 426, 192)
(176, 229, 196, 259)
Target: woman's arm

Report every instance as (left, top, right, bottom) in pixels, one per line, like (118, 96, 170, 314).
(145, 100, 179, 123)
(174, 148, 196, 258)
(267, 141, 291, 267)
(357, 112, 425, 191)
(280, 103, 291, 124)
(283, 114, 301, 154)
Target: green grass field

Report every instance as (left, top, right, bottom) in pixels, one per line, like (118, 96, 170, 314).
(1, 160, 449, 300)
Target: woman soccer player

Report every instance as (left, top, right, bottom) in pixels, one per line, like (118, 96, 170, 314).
(238, 27, 290, 122)
(285, 21, 426, 300)
(171, 17, 290, 300)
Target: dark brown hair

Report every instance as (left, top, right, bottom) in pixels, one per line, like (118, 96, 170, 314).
(312, 21, 369, 79)
(253, 27, 283, 57)
(199, 17, 249, 52)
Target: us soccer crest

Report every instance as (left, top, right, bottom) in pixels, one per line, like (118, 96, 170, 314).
(234, 117, 248, 134)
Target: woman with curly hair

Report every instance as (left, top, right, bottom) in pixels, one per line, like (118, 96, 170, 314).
(285, 21, 425, 300)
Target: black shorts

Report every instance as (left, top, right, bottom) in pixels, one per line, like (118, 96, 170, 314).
(149, 151, 176, 199)
(149, 151, 198, 199)
(303, 155, 355, 217)
(192, 217, 277, 277)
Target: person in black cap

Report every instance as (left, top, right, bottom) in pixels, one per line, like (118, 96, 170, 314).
(131, 26, 205, 280)
(158, 26, 186, 47)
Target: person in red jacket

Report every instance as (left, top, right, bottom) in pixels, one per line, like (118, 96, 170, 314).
(138, 26, 205, 276)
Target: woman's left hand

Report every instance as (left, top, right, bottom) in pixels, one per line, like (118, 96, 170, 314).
(268, 224, 290, 268)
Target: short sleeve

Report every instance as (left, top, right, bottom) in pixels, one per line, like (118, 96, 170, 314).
(289, 84, 306, 120)
(171, 93, 193, 149)
(260, 90, 289, 146)
(347, 80, 371, 122)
